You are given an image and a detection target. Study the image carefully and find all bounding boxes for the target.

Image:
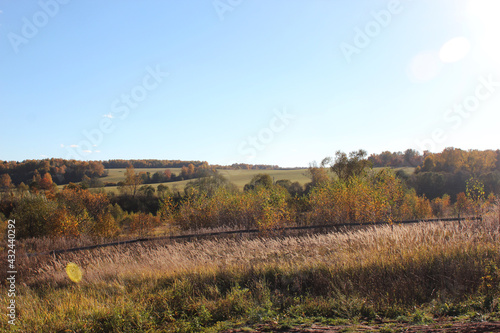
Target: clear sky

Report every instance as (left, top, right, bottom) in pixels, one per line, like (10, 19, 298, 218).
(1, 0, 499, 167)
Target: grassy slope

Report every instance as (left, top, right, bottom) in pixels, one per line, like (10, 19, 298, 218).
(71, 167, 415, 194)
(102, 168, 183, 183)
(99, 168, 311, 193)
(4, 216, 499, 332)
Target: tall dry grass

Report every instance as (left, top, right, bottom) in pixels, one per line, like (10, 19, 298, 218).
(2, 215, 499, 331)
(21, 216, 500, 289)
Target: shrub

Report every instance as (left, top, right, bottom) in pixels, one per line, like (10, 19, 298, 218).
(174, 186, 294, 231)
(308, 170, 433, 225)
(10, 195, 58, 238)
(129, 212, 161, 237)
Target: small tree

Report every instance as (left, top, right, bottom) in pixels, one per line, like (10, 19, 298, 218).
(39, 173, 54, 191)
(455, 192, 470, 217)
(0, 174, 12, 190)
(466, 177, 485, 217)
(129, 212, 161, 237)
(157, 184, 170, 197)
(330, 150, 372, 183)
(431, 194, 451, 218)
(16, 182, 29, 197)
(138, 185, 155, 197)
(119, 165, 143, 197)
(244, 174, 273, 191)
(11, 195, 58, 238)
(305, 160, 330, 190)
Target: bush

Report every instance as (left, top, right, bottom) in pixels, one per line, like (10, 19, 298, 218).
(10, 195, 58, 238)
(129, 212, 161, 237)
(174, 186, 294, 231)
(308, 170, 433, 225)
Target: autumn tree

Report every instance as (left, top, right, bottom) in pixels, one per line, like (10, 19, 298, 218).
(181, 163, 196, 179)
(119, 165, 143, 197)
(129, 212, 161, 237)
(305, 159, 330, 190)
(330, 150, 372, 182)
(466, 177, 485, 216)
(88, 161, 105, 177)
(56, 187, 115, 236)
(455, 192, 470, 217)
(0, 174, 12, 190)
(11, 195, 58, 238)
(39, 173, 54, 190)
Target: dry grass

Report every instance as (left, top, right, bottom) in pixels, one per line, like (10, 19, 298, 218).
(21, 216, 499, 288)
(3, 215, 499, 332)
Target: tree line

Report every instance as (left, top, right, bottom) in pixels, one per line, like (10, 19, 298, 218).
(1, 148, 494, 240)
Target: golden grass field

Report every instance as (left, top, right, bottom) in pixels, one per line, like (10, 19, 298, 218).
(3, 213, 499, 332)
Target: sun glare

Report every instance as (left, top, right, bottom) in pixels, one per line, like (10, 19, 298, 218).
(408, 51, 442, 82)
(467, 0, 500, 66)
(439, 37, 471, 63)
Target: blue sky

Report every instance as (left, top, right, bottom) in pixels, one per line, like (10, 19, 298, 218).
(1, 0, 499, 167)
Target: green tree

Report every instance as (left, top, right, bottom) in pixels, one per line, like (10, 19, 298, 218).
(244, 174, 273, 191)
(276, 179, 303, 197)
(11, 195, 58, 238)
(185, 173, 237, 196)
(305, 159, 330, 190)
(138, 185, 156, 197)
(330, 149, 372, 182)
(16, 182, 29, 197)
(157, 184, 170, 197)
(466, 177, 485, 216)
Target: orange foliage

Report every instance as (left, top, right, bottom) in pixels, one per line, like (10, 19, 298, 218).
(39, 173, 54, 190)
(129, 212, 161, 236)
(173, 186, 293, 231)
(308, 170, 433, 225)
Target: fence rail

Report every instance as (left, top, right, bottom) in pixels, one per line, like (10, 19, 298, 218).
(26, 216, 482, 258)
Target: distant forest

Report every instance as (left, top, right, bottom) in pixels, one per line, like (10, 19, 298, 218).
(1, 147, 499, 240)
(0, 159, 282, 187)
(1, 148, 499, 201)
(367, 148, 500, 200)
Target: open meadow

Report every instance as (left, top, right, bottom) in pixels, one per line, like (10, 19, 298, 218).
(74, 168, 312, 193)
(2, 215, 500, 332)
(58, 167, 414, 194)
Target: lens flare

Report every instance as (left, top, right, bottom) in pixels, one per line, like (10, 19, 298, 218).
(66, 262, 83, 283)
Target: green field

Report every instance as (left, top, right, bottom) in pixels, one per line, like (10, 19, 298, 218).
(98, 168, 310, 193)
(59, 167, 415, 194)
(102, 168, 184, 183)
